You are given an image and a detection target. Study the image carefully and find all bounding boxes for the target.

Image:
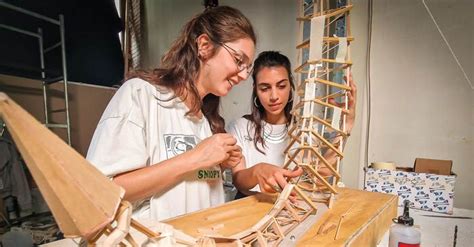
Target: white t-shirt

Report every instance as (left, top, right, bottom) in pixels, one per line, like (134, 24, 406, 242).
(86, 78, 224, 221)
(226, 117, 289, 192)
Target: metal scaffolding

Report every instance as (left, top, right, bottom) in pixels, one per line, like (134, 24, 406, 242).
(0, 2, 71, 145)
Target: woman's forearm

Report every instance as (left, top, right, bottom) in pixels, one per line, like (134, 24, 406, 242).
(232, 166, 259, 192)
(113, 149, 205, 202)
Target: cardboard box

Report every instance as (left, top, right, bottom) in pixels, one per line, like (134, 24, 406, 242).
(414, 158, 452, 175)
(364, 166, 456, 214)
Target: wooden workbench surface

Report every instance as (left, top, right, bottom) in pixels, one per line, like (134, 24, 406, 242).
(165, 193, 277, 237)
(298, 188, 397, 246)
(165, 188, 398, 246)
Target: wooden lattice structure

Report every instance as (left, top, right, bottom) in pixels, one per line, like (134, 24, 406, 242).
(224, 184, 317, 245)
(283, 0, 353, 209)
(0, 1, 354, 246)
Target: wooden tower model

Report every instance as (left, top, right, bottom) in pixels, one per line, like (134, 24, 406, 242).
(284, 0, 354, 209)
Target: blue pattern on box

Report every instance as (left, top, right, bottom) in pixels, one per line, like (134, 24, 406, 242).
(364, 168, 456, 214)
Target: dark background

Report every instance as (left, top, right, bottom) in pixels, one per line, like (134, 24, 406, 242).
(0, 0, 124, 86)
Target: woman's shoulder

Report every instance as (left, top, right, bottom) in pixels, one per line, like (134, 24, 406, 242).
(228, 116, 251, 128)
(121, 78, 156, 92)
(102, 78, 160, 116)
(227, 116, 256, 135)
(119, 78, 173, 99)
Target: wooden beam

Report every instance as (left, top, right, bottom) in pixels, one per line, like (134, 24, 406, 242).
(296, 37, 354, 49)
(294, 59, 352, 73)
(297, 5, 353, 21)
(0, 93, 124, 240)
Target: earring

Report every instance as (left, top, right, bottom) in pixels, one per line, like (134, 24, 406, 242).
(254, 97, 260, 108)
(288, 92, 294, 103)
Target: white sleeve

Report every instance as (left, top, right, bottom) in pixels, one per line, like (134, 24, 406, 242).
(86, 79, 150, 178)
(87, 116, 148, 177)
(226, 119, 249, 167)
(226, 120, 243, 148)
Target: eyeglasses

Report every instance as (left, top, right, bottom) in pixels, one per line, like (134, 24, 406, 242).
(220, 43, 253, 75)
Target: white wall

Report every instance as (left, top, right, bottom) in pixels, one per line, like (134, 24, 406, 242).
(368, 0, 473, 209)
(143, 0, 202, 67)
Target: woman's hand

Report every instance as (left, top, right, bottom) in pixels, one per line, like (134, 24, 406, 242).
(221, 145, 243, 169)
(252, 163, 303, 193)
(191, 133, 240, 169)
(345, 74, 357, 134)
(328, 74, 357, 134)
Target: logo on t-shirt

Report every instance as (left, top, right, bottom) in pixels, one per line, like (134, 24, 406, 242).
(164, 134, 198, 158)
(164, 134, 221, 182)
(197, 169, 220, 179)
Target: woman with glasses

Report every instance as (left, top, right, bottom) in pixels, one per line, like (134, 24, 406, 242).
(228, 51, 356, 197)
(86, 6, 255, 221)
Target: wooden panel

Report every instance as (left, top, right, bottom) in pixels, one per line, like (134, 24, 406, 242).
(165, 193, 276, 238)
(298, 188, 397, 246)
(165, 188, 397, 246)
(0, 93, 124, 239)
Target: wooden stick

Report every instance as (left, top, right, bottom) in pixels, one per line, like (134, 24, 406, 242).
(130, 219, 160, 238)
(297, 5, 353, 21)
(334, 204, 354, 240)
(293, 185, 319, 211)
(319, 90, 345, 101)
(312, 115, 348, 137)
(334, 215, 344, 240)
(309, 146, 342, 178)
(294, 59, 352, 73)
(296, 37, 354, 49)
(300, 164, 338, 194)
(313, 98, 350, 114)
(310, 130, 344, 157)
(313, 78, 352, 91)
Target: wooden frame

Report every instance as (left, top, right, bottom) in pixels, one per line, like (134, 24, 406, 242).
(287, 0, 353, 210)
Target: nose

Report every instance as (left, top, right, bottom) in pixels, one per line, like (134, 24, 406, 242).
(237, 68, 250, 81)
(270, 88, 278, 101)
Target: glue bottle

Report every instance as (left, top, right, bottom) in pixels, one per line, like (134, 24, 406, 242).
(389, 200, 421, 247)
